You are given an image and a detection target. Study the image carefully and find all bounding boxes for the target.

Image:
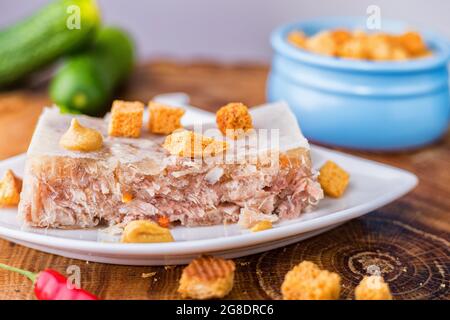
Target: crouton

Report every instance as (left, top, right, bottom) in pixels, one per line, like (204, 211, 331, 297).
(287, 28, 431, 61)
(108, 100, 144, 138)
(355, 275, 393, 300)
(398, 31, 427, 56)
(148, 101, 185, 135)
(281, 261, 341, 300)
(287, 31, 307, 48)
(330, 29, 352, 45)
(305, 31, 337, 56)
(318, 160, 349, 198)
(391, 47, 409, 61)
(366, 34, 395, 61)
(337, 38, 368, 60)
(178, 255, 235, 299)
(163, 130, 227, 158)
(216, 102, 253, 139)
(0, 169, 22, 207)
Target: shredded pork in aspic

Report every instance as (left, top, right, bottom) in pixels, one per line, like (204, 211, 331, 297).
(18, 149, 323, 229)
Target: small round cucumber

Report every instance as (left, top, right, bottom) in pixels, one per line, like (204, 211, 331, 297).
(0, 0, 101, 86)
(50, 27, 135, 116)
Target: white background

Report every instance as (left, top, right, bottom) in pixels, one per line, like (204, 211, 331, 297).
(1, 0, 449, 62)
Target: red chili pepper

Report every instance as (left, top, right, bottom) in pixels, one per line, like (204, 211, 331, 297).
(0, 262, 99, 300)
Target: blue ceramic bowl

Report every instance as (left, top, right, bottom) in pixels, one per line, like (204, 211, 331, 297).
(267, 17, 450, 150)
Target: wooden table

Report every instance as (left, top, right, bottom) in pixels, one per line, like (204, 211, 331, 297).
(0, 61, 448, 300)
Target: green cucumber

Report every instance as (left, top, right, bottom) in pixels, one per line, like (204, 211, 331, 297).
(0, 0, 100, 86)
(50, 27, 135, 116)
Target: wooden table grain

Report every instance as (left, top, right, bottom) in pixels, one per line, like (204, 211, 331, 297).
(0, 61, 448, 300)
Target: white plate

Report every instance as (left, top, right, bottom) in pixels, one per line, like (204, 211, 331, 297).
(0, 101, 418, 265)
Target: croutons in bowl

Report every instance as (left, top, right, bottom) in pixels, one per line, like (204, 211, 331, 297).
(267, 17, 450, 150)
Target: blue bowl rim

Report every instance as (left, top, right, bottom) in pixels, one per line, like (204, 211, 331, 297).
(271, 16, 450, 73)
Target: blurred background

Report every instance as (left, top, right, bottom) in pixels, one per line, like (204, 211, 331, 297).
(0, 0, 448, 156)
(1, 0, 449, 62)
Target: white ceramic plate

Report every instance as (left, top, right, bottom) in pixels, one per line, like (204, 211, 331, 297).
(0, 99, 418, 265)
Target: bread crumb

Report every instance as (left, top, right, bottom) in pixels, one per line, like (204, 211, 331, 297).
(163, 130, 227, 158)
(281, 261, 341, 300)
(355, 275, 393, 300)
(148, 101, 185, 135)
(142, 272, 157, 279)
(238, 208, 279, 229)
(108, 100, 144, 138)
(121, 220, 174, 243)
(318, 160, 349, 198)
(216, 102, 253, 139)
(0, 169, 22, 207)
(250, 220, 273, 232)
(178, 255, 235, 299)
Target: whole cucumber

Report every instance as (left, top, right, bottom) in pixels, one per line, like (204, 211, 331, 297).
(0, 0, 101, 86)
(50, 27, 135, 116)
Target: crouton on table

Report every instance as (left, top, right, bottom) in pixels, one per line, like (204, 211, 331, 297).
(281, 261, 341, 300)
(178, 256, 235, 299)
